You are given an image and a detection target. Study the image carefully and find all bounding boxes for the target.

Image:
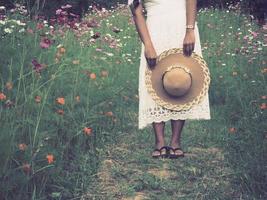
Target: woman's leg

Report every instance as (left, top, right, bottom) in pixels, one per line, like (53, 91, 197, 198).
(170, 119, 185, 155)
(152, 121, 166, 156)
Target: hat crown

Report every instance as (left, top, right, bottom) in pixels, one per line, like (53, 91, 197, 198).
(162, 66, 192, 97)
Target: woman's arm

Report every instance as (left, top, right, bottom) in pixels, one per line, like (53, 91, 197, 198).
(183, 0, 197, 57)
(129, 1, 157, 68)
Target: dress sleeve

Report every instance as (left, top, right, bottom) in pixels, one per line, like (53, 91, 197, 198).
(128, 0, 141, 6)
(128, 0, 133, 5)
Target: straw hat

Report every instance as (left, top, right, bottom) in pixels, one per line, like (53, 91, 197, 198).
(145, 48, 211, 111)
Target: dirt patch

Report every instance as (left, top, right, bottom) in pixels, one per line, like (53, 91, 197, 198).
(147, 163, 176, 179)
(122, 192, 149, 200)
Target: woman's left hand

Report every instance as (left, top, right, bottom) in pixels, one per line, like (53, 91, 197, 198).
(183, 29, 195, 57)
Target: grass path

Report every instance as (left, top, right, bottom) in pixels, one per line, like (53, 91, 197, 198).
(84, 113, 241, 200)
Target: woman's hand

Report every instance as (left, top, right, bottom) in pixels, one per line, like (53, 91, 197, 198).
(144, 43, 157, 68)
(183, 29, 195, 57)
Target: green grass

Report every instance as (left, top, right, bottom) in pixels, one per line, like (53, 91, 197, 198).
(0, 4, 266, 200)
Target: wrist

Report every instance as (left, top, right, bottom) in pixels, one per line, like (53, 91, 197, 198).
(186, 24, 194, 29)
(186, 28, 194, 34)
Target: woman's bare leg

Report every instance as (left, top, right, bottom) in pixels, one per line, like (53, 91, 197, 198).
(170, 120, 185, 155)
(152, 121, 166, 156)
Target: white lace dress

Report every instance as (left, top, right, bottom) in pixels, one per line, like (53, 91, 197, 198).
(128, 0, 211, 129)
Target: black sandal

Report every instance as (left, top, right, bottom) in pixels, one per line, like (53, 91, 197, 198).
(152, 146, 169, 158)
(168, 147, 185, 159)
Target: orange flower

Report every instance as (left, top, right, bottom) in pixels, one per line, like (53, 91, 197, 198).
(56, 109, 64, 115)
(261, 68, 267, 74)
(35, 95, 41, 103)
(59, 47, 66, 54)
(22, 163, 31, 174)
(72, 60, 80, 65)
(83, 127, 92, 136)
(90, 73, 96, 80)
(46, 154, 54, 164)
(5, 82, 13, 90)
(56, 97, 65, 105)
(75, 95, 80, 102)
(260, 103, 267, 110)
(101, 70, 108, 77)
(18, 143, 27, 151)
(229, 127, 237, 133)
(0, 92, 6, 101)
(105, 111, 114, 117)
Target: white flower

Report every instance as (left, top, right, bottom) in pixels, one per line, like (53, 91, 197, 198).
(0, 20, 6, 25)
(105, 52, 114, 57)
(19, 28, 25, 33)
(13, 20, 26, 26)
(4, 28, 13, 33)
(0, 6, 6, 10)
(18, 21, 26, 26)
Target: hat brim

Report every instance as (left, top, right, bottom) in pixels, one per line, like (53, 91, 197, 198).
(145, 48, 211, 111)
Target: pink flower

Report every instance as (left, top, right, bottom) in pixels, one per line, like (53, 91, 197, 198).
(36, 23, 44, 30)
(251, 31, 258, 38)
(32, 59, 43, 73)
(27, 28, 34, 34)
(91, 32, 101, 39)
(40, 37, 53, 49)
(56, 9, 62, 15)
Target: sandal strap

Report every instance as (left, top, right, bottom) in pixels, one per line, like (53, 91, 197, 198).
(159, 146, 169, 151)
(169, 147, 184, 153)
(153, 149, 161, 153)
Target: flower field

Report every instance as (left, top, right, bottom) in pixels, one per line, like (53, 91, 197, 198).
(0, 3, 266, 199)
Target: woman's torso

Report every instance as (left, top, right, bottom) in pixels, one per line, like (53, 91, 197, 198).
(143, 0, 186, 18)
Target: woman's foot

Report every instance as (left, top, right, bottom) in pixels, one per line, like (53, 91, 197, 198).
(169, 143, 184, 158)
(152, 144, 169, 158)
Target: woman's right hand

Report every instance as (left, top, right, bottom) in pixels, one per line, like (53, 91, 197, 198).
(144, 43, 157, 68)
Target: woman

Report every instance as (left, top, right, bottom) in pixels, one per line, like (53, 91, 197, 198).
(128, 0, 211, 158)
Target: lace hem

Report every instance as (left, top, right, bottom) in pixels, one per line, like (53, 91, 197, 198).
(138, 110, 211, 130)
(138, 94, 211, 130)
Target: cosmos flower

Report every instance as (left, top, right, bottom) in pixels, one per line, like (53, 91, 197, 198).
(46, 154, 54, 164)
(0, 92, 7, 100)
(56, 97, 65, 105)
(18, 143, 27, 151)
(83, 127, 92, 135)
(32, 59, 43, 73)
(40, 37, 53, 49)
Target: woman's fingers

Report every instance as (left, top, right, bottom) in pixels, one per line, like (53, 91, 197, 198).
(183, 42, 195, 57)
(146, 57, 157, 68)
